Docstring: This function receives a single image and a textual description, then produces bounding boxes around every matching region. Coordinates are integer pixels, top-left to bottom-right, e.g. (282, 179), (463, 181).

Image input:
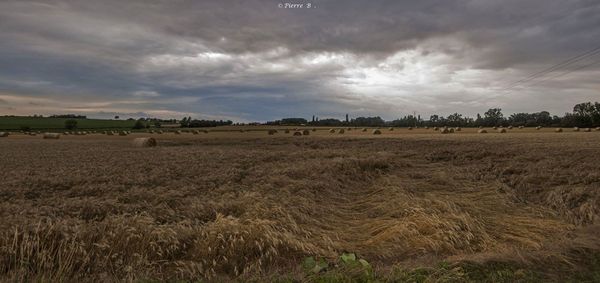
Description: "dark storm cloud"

(0, 0), (599, 120)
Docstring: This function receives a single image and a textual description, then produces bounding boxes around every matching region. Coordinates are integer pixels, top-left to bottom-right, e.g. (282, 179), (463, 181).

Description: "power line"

(501, 45), (600, 91)
(526, 56), (600, 88)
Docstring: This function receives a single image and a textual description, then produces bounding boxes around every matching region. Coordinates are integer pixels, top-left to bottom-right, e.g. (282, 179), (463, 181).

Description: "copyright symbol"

(278, 3), (283, 8)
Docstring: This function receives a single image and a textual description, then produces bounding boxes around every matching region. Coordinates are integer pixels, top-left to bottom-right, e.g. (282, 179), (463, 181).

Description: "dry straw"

(478, 129), (487, 133)
(372, 129), (382, 135)
(43, 133), (60, 139)
(132, 137), (157, 147)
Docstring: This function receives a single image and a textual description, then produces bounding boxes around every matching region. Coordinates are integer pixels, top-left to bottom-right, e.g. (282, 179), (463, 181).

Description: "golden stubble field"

(1, 127), (599, 281)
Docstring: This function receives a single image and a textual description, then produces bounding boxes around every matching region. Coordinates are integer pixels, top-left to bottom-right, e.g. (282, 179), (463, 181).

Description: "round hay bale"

(292, 131), (302, 136)
(239, 129), (245, 133)
(338, 129), (345, 134)
(106, 131), (114, 136)
(433, 127), (439, 131)
(498, 128), (507, 133)
(29, 132), (37, 136)
(63, 132), (70, 135)
(492, 126), (498, 130)
(573, 127), (580, 132)
(347, 128), (352, 131)
(268, 129), (277, 135)
(157, 130), (163, 134)
(329, 129), (336, 133)
(312, 128), (317, 132)
(192, 130), (199, 135)
(596, 127), (600, 131)
(389, 127), (394, 131)
(536, 126), (542, 130)
(132, 137), (157, 147)
(362, 128), (367, 132)
(583, 128), (591, 132)
(555, 128), (563, 133)
(440, 127), (450, 134)
(478, 129), (487, 134)
(119, 131), (128, 136)
(0, 132), (9, 137)
(43, 133), (60, 139)
(455, 127), (461, 131)
(174, 130), (181, 135)
(372, 129), (382, 135)
(284, 129), (290, 134)
(508, 126), (513, 129)
(302, 129), (310, 135)
(408, 127), (413, 130)
(519, 126), (524, 129)
(425, 126), (429, 129)
(449, 128), (455, 133)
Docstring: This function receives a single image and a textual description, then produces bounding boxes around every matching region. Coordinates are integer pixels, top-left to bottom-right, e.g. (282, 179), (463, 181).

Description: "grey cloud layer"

(0, 0), (599, 120)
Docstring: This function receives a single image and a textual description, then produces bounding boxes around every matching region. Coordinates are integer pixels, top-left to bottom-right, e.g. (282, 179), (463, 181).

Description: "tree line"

(265, 101), (600, 128)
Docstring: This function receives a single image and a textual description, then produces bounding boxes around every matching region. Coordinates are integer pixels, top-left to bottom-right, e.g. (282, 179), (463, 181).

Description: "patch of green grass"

(0, 116), (136, 130)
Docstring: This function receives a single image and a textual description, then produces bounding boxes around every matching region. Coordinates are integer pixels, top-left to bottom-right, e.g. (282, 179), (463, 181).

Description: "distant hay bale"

(519, 126), (524, 129)
(338, 129), (345, 134)
(347, 128), (352, 131)
(478, 129), (487, 134)
(583, 128), (591, 132)
(174, 130), (182, 135)
(362, 128), (367, 132)
(329, 129), (336, 133)
(268, 129), (277, 135)
(43, 133), (60, 139)
(433, 127), (439, 131)
(408, 127), (413, 130)
(440, 127), (450, 134)
(239, 129), (244, 133)
(449, 128), (455, 133)
(293, 131), (302, 136)
(555, 128), (563, 133)
(148, 130), (154, 134)
(157, 130), (163, 134)
(425, 126), (429, 129)
(0, 132), (9, 137)
(573, 127), (580, 132)
(63, 132), (70, 135)
(536, 126), (542, 130)
(492, 126), (498, 130)
(312, 128), (317, 132)
(29, 132), (37, 136)
(284, 129), (290, 134)
(596, 127), (600, 131)
(372, 129), (382, 135)
(508, 125), (513, 129)
(455, 127), (461, 131)
(106, 131), (114, 136)
(389, 127), (394, 131)
(132, 137), (157, 147)
(302, 129), (310, 135)
(498, 128), (507, 133)
(192, 130), (199, 135)
(119, 131), (128, 136)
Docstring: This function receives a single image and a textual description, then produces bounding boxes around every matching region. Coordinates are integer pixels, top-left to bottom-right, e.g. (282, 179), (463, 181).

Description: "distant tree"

(132, 119), (146, 129)
(484, 108), (504, 126)
(65, 119), (78, 130)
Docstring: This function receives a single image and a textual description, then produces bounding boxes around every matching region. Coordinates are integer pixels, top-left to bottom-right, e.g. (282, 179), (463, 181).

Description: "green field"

(0, 116), (136, 130)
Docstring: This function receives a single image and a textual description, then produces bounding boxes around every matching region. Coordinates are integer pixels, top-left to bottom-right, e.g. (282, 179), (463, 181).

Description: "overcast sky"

(0, 0), (599, 121)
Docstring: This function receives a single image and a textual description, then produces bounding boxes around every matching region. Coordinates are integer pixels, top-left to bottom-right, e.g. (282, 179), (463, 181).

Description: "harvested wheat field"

(1, 130), (600, 282)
